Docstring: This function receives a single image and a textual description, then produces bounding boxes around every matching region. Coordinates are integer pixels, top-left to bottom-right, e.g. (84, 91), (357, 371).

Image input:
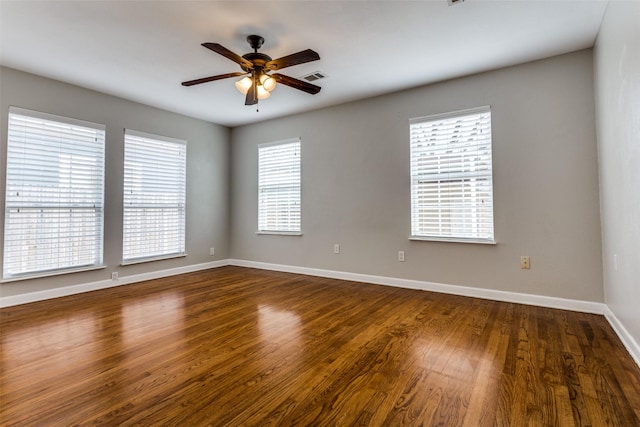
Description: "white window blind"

(3, 107), (105, 279)
(410, 106), (494, 243)
(123, 130), (186, 262)
(258, 138), (301, 233)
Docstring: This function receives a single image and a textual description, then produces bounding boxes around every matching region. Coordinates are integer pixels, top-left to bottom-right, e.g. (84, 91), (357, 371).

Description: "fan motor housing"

(241, 52), (272, 71)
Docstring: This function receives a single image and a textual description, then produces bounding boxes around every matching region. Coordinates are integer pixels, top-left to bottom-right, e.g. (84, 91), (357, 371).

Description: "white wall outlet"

(520, 256), (530, 269)
(210, 247), (215, 256)
(398, 251), (405, 262)
(333, 244), (340, 254)
(111, 272), (119, 280)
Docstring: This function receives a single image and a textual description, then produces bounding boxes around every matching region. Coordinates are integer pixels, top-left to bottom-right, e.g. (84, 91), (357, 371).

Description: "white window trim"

(3, 106), (106, 280)
(0, 265), (106, 284)
(256, 231), (303, 236)
(257, 137), (302, 234)
(409, 236), (496, 245)
(122, 129), (187, 264)
(409, 106), (495, 244)
(120, 253), (187, 266)
(125, 128), (187, 147)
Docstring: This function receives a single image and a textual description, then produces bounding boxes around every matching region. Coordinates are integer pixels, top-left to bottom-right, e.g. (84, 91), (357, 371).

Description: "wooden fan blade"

(245, 81), (258, 105)
(265, 49), (320, 70)
(181, 72), (246, 87)
(202, 42), (253, 69)
(272, 73), (321, 95)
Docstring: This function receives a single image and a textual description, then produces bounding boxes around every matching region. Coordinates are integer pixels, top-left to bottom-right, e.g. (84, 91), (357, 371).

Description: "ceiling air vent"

(301, 71), (327, 82)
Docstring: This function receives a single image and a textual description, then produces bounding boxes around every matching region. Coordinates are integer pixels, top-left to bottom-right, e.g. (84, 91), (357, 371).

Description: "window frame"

(409, 106), (495, 244)
(257, 138), (302, 235)
(122, 129), (187, 264)
(3, 106), (106, 280)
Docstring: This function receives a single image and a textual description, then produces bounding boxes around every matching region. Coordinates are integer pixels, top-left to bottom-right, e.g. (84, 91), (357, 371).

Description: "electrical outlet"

(398, 251), (405, 262)
(111, 272), (119, 280)
(333, 244), (340, 254)
(209, 247), (215, 256)
(520, 256), (530, 269)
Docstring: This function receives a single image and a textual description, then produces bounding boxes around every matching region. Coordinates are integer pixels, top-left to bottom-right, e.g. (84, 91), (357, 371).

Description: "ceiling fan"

(182, 35), (321, 106)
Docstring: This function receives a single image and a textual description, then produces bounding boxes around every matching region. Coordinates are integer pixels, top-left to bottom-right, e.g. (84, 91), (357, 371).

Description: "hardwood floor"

(1, 266), (639, 426)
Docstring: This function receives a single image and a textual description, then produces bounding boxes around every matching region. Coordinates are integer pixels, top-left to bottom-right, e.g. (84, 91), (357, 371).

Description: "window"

(123, 130), (186, 263)
(410, 106), (494, 243)
(3, 107), (105, 279)
(258, 138), (301, 234)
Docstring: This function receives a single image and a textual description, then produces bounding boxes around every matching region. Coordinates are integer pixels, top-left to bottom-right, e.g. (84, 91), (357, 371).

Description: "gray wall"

(230, 49), (604, 302)
(0, 67), (230, 298)
(594, 2), (640, 345)
(0, 49), (607, 305)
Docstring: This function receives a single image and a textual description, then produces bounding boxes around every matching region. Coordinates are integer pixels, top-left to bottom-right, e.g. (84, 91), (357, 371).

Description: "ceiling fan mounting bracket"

(247, 35), (264, 52)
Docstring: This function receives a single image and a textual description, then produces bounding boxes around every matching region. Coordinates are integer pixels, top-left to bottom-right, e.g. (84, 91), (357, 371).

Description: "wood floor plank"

(2, 266), (640, 426)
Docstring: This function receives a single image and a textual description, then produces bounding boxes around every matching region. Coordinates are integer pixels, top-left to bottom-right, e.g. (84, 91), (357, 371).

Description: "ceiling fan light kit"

(235, 74), (277, 100)
(182, 34), (321, 107)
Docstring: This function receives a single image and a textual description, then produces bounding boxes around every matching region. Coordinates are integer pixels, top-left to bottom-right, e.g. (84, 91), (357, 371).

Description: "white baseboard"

(228, 259), (606, 314)
(2, 258), (604, 314)
(603, 306), (640, 368)
(0, 260), (229, 308)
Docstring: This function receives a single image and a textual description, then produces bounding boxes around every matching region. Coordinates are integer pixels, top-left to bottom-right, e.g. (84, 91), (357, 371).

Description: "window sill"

(256, 231), (303, 236)
(409, 236), (496, 245)
(1, 264), (107, 283)
(121, 253), (187, 266)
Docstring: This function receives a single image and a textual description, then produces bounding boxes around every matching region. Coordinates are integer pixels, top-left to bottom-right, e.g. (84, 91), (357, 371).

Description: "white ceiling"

(0, 0), (608, 127)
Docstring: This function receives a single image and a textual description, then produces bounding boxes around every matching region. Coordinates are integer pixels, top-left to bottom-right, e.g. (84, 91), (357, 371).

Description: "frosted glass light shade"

(257, 85), (271, 99)
(235, 77), (252, 95)
(260, 75), (277, 92)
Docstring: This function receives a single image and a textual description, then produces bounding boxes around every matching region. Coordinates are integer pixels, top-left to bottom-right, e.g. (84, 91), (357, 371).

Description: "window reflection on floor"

(122, 292), (184, 348)
(258, 304), (301, 345)
(2, 312), (97, 370)
(1, 312), (98, 422)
